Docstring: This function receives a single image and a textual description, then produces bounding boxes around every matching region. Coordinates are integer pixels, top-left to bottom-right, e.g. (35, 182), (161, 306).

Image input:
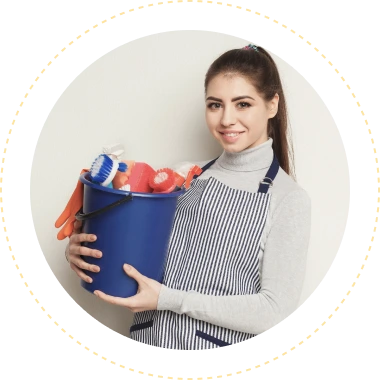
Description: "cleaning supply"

(172, 162), (195, 181)
(172, 162), (203, 189)
(125, 162), (156, 193)
(77, 172), (186, 297)
(55, 143), (126, 240)
(184, 165), (203, 189)
(119, 184), (131, 191)
(112, 160), (135, 189)
(55, 168), (89, 240)
(149, 168), (177, 194)
(55, 142), (202, 241)
(102, 143), (124, 159)
(173, 171), (186, 188)
(89, 154), (127, 187)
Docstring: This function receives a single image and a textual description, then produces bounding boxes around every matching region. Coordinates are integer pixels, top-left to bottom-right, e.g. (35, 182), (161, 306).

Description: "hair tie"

(242, 43), (259, 52)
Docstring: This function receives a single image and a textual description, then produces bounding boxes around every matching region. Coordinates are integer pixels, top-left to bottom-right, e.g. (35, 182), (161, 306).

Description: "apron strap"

(191, 152), (280, 194)
(192, 157), (219, 180)
(257, 154), (280, 193)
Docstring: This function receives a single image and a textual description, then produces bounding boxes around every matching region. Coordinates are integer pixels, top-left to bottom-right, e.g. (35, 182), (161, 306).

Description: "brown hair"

(204, 45), (295, 179)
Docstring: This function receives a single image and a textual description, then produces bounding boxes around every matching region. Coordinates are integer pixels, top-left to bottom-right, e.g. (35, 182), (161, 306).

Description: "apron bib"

(130, 154), (280, 349)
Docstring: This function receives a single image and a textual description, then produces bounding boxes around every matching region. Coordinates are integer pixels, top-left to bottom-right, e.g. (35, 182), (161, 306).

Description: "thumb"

(123, 264), (144, 283)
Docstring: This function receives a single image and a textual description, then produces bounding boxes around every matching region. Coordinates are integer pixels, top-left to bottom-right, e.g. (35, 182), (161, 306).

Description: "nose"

(220, 105), (237, 127)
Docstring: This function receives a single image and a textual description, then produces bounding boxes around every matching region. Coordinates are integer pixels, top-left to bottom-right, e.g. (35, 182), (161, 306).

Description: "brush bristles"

(90, 154), (114, 183)
(149, 168), (176, 193)
(154, 171), (169, 184)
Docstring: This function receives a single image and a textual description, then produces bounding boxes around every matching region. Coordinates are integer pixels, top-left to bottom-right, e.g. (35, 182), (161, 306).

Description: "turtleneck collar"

(217, 137), (274, 172)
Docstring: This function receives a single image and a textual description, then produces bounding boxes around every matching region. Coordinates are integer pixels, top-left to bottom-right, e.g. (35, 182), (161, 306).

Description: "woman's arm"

(157, 188), (312, 335)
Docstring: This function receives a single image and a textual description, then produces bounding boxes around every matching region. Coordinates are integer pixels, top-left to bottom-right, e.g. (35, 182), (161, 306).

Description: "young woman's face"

(205, 73), (279, 153)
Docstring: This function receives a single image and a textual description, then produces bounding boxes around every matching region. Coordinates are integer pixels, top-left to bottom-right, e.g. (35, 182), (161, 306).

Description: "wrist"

(157, 285), (186, 312)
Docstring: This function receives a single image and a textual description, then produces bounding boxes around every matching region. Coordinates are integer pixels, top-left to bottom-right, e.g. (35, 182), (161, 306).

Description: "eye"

(207, 102), (222, 109)
(237, 101), (251, 108)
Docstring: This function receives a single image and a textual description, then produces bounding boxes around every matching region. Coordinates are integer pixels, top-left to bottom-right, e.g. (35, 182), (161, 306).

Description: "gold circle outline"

(4, 0), (380, 380)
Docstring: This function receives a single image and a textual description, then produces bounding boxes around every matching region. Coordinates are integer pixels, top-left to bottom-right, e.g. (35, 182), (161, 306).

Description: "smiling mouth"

(219, 132), (245, 137)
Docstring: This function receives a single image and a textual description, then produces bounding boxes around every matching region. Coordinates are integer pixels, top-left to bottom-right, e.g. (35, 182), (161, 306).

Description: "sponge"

(125, 162), (155, 193)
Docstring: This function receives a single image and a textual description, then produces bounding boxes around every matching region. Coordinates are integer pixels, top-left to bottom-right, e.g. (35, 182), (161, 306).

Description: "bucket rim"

(79, 172), (186, 198)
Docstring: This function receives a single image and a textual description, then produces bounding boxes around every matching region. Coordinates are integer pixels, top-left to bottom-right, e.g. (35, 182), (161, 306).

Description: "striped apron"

(130, 154), (280, 349)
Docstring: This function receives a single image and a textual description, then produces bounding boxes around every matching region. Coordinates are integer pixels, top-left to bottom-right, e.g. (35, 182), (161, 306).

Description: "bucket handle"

(75, 194), (133, 221)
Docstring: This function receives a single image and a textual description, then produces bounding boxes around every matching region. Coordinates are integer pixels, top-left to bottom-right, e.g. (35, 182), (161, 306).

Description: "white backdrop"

(30, 30), (349, 338)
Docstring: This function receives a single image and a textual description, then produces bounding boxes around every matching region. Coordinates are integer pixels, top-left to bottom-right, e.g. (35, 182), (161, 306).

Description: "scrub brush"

(149, 168), (177, 193)
(89, 154), (127, 187)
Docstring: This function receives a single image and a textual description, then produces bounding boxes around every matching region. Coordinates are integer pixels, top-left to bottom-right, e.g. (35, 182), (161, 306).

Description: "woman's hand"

(94, 264), (162, 312)
(66, 220), (103, 284)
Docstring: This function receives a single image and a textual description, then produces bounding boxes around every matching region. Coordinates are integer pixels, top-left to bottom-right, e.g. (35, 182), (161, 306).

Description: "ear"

(267, 93), (279, 119)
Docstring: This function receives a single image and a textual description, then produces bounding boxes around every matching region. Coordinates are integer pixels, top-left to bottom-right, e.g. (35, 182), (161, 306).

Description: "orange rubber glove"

(55, 169), (89, 240)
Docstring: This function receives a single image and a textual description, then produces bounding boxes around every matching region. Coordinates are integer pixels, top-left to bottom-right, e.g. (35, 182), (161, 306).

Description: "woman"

(66, 43), (311, 350)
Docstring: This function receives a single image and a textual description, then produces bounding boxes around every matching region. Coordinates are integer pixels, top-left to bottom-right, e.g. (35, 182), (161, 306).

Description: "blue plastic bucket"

(76, 172), (185, 298)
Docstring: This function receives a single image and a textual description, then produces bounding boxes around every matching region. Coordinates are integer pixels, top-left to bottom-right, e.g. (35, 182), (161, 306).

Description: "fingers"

(94, 291), (140, 310)
(123, 264), (145, 283)
(73, 220), (83, 234)
(68, 232), (102, 259)
(93, 290), (131, 307)
(70, 262), (93, 283)
(71, 256), (100, 273)
(70, 232), (97, 245)
(70, 244), (102, 258)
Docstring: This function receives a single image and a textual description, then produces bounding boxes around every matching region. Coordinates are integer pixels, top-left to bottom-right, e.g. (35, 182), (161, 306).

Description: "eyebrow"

(206, 96), (255, 102)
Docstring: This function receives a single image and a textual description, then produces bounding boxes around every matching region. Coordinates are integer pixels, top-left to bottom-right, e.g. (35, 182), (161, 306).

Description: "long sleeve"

(157, 188), (311, 335)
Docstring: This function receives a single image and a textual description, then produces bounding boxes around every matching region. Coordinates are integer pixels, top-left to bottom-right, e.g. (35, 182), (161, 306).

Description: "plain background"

(30, 30), (349, 338)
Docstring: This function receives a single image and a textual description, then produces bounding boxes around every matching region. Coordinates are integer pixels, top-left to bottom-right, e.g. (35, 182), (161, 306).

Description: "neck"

(217, 138), (274, 172)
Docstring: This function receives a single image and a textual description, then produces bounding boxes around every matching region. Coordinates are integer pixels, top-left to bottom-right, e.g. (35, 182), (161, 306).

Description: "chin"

(223, 145), (245, 153)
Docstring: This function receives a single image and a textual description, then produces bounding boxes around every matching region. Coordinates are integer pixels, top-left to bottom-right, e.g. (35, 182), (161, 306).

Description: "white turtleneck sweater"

(157, 138), (312, 335)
